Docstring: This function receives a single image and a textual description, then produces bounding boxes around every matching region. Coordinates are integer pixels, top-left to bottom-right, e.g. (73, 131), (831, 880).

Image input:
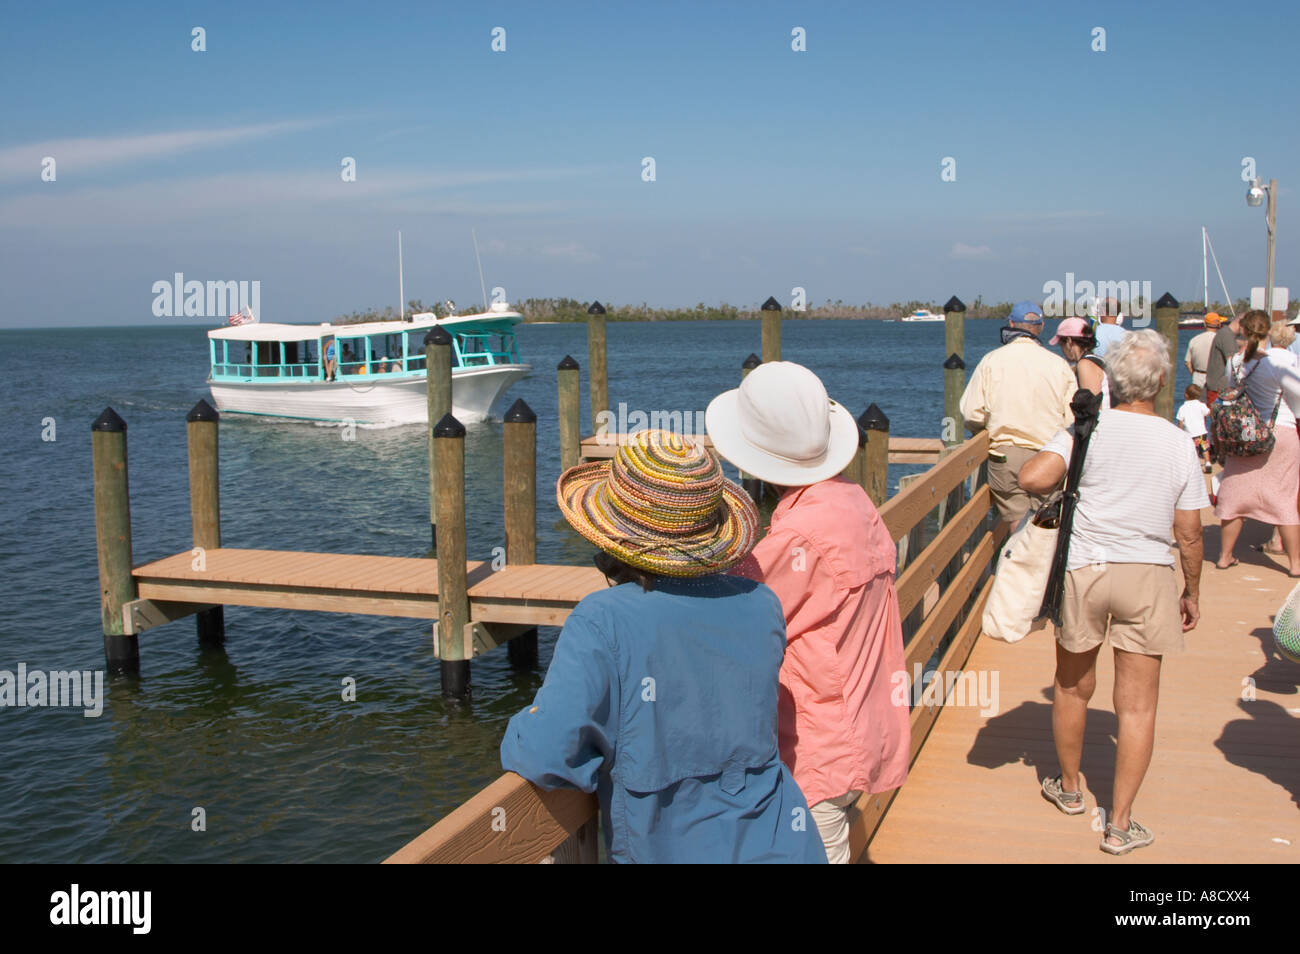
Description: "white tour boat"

(206, 305), (532, 425)
(900, 309), (945, 322)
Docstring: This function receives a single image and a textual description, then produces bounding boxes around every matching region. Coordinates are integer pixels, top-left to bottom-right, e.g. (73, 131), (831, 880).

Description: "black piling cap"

(742, 353), (762, 370)
(503, 398), (537, 424)
(92, 407), (126, 432)
(761, 296), (782, 311)
(587, 300), (606, 315)
(943, 353), (966, 370)
(433, 413), (466, 439)
(1155, 292), (1179, 310)
(186, 398), (219, 423)
(557, 354), (580, 371)
(424, 326), (453, 347)
(944, 296), (966, 313)
(855, 421), (868, 447)
(858, 403), (889, 432)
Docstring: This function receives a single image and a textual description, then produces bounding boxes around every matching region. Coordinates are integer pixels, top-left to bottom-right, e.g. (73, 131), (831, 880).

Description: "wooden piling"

(859, 404), (889, 507)
(740, 353), (762, 502)
(943, 296), (966, 366)
(425, 326), (454, 552)
(434, 413), (471, 700)
(943, 353), (966, 448)
(1154, 292), (1180, 421)
(586, 301), (609, 428)
(558, 355), (581, 472)
(503, 399), (538, 670)
(92, 408), (139, 673)
(760, 296), (782, 363)
(186, 399), (224, 645)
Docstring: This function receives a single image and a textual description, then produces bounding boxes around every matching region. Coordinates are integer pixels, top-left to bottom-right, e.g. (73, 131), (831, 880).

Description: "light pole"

(1246, 176), (1278, 316)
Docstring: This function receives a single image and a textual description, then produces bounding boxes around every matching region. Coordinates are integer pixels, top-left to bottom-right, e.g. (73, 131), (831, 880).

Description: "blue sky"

(1, 0), (1297, 327)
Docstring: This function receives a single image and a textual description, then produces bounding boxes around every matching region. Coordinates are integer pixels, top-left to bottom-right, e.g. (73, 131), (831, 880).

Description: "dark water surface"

(0, 318), (1203, 862)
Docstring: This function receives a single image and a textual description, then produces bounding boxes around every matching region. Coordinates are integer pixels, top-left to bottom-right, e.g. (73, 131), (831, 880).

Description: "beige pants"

(810, 790), (863, 864)
(987, 446), (1045, 525)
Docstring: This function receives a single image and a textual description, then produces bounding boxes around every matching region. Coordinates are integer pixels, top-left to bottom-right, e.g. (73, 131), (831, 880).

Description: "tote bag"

(982, 497), (1060, 643)
(1209, 354), (1280, 462)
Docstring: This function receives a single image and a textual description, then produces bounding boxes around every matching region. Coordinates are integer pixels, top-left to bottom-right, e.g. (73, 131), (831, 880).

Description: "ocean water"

(0, 318), (1204, 862)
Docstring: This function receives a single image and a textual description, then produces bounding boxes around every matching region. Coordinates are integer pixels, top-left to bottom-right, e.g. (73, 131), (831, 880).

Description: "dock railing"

(385, 429), (1003, 864)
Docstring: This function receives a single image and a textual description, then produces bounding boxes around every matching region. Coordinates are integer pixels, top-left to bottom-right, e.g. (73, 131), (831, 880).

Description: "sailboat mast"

(398, 230), (405, 322)
(473, 228), (488, 311)
(1202, 226), (1209, 309)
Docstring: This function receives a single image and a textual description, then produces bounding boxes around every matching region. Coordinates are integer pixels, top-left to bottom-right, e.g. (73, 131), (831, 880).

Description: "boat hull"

(209, 365), (531, 425)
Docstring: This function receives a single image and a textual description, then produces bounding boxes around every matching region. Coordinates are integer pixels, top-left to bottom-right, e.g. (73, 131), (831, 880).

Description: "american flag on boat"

(227, 306), (257, 326)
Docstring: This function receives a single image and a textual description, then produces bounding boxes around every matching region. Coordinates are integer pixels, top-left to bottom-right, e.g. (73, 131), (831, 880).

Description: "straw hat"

(556, 429), (759, 577)
(705, 361), (859, 487)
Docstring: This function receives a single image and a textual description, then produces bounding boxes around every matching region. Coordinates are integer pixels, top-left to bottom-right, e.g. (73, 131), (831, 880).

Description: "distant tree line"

(331, 295), (1297, 325)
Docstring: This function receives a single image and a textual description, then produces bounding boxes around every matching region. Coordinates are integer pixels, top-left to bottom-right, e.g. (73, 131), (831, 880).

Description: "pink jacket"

(732, 477), (910, 806)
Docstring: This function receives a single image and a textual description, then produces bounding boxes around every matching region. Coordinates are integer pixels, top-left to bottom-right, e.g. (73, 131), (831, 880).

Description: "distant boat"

(900, 309), (945, 322)
(206, 305), (531, 425)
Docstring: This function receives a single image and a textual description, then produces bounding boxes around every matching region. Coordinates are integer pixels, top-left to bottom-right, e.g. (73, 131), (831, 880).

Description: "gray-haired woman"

(1018, 329), (1209, 855)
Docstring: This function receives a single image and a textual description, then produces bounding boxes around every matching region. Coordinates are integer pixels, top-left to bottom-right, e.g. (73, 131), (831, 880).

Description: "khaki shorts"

(987, 446), (1045, 525)
(1057, 563), (1183, 656)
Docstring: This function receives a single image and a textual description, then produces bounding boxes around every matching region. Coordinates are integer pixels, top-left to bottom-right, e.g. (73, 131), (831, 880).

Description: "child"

(1176, 383), (1212, 473)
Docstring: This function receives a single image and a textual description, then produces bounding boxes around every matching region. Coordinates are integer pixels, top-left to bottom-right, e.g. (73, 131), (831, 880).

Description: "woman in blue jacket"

(500, 429), (827, 863)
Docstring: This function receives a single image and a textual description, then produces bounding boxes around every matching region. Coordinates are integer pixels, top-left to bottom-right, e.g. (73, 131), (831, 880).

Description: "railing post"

(186, 399), (224, 645)
(586, 301), (609, 429)
(761, 296), (782, 363)
(434, 413), (471, 701)
(740, 353), (762, 502)
(425, 326), (454, 552)
(92, 408), (139, 673)
(1154, 292), (1180, 420)
(503, 399), (539, 670)
(558, 355), (581, 470)
(859, 404), (890, 507)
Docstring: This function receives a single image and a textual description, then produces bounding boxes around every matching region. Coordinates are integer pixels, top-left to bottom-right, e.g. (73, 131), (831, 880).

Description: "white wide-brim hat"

(705, 361), (860, 487)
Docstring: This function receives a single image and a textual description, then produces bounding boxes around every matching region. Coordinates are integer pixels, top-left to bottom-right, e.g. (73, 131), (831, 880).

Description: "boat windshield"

(211, 338), (320, 379)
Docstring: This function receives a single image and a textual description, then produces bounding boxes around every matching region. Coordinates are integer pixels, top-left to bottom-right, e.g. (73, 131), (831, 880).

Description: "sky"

(1, 0), (1298, 327)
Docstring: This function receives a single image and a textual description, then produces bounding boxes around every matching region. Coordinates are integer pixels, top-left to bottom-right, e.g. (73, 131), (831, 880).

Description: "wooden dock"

(580, 434), (945, 465)
(127, 548), (605, 643)
(867, 517), (1300, 864)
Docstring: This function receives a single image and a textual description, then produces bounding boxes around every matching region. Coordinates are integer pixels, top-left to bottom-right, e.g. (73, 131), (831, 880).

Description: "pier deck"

(867, 519), (1300, 864)
(580, 434), (945, 464)
(130, 549), (606, 630)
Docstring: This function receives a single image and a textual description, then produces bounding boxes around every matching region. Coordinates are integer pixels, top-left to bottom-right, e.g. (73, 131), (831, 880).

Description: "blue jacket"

(500, 574), (827, 864)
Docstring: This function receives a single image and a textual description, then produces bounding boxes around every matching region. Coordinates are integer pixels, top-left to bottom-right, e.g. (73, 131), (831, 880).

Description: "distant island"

(333, 296), (1260, 325)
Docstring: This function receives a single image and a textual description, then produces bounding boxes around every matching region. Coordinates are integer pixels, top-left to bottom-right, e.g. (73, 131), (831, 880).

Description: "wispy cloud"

(539, 241), (599, 264)
(0, 167), (598, 230)
(951, 242), (994, 260)
(0, 120), (326, 183)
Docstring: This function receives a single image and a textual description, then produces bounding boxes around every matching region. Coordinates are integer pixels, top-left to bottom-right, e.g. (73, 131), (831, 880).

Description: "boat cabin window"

(454, 330), (518, 367)
(405, 331), (427, 372)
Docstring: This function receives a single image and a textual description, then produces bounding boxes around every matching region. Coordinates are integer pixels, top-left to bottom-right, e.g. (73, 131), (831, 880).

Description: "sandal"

(1100, 819), (1154, 855)
(1215, 559), (1239, 569)
(1251, 542), (1286, 555)
(1041, 775), (1085, 815)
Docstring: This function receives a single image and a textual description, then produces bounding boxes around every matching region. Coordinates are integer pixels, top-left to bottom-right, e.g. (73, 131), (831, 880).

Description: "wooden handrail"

(878, 432), (989, 542)
(386, 430), (998, 864)
(383, 773), (596, 864)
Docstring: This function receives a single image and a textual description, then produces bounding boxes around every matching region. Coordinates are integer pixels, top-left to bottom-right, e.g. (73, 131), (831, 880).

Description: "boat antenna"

(398, 230), (405, 322)
(1204, 228), (1235, 317)
(472, 228), (488, 311)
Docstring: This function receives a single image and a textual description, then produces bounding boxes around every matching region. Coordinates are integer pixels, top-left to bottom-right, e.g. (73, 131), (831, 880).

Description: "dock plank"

(867, 527), (1300, 864)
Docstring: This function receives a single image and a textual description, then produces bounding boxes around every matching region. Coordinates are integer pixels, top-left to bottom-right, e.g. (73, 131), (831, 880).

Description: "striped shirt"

(1041, 409), (1209, 570)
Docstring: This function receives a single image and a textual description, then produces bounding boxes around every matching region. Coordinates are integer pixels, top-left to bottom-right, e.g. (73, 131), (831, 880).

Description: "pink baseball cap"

(1050, 317), (1093, 345)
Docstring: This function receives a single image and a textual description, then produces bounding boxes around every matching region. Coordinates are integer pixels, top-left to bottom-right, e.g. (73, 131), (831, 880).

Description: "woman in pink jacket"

(708, 362), (910, 862)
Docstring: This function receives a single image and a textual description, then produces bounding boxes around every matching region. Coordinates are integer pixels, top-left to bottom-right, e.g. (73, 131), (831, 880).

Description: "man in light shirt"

(1092, 298), (1126, 358)
(1184, 313), (1221, 389)
(961, 300), (1076, 531)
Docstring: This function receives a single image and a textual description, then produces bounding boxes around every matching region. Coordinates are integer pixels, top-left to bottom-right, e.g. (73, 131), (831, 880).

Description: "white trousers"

(810, 790), (863, 864)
